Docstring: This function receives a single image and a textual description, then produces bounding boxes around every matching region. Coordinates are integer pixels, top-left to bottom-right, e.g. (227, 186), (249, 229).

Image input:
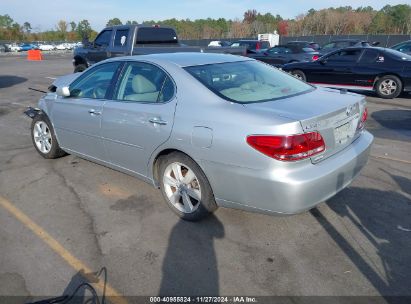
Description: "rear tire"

(291, 70), (306, 82)
(74, 64), (87, 73)
(375, 75), (402, 99)
(158, 152), (217, 221)
(31, 114), (66, 159)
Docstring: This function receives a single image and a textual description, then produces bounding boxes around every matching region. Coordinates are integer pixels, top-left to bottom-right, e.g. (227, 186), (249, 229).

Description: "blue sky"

(3, 0), (410, 31)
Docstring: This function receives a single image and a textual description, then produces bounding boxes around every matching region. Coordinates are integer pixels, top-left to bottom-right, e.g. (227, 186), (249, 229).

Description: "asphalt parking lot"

(0, 54), (410, 302)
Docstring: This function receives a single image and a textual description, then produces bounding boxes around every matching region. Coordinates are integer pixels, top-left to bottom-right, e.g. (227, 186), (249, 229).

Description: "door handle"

(149, 118), (167, 125)
(88, 109), (101, 115)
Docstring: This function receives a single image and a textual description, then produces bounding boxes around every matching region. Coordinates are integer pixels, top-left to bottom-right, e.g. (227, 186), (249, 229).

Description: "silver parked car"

(27, 53), (373, 221)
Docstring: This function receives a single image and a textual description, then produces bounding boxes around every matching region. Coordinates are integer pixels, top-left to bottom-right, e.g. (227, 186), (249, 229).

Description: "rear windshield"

(383, 48), (411, 60)
(136, 28), (178, 44)
(184, 61), (313, 104)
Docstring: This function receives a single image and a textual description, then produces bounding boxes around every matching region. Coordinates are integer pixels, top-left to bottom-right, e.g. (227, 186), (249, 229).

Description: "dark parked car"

(230, 40), (271, 54)
(250, 44), (319, 67)
(391, 40), (411, 55)
(319, 39), (378, 55)
(282, 47), (411, 99)
(0, 44), (6, 53)
(286, 41), (321, 51)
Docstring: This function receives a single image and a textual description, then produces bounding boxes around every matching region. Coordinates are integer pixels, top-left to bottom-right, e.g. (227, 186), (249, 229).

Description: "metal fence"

(181, 34), (411, 48)
(278, 34), (411, 47)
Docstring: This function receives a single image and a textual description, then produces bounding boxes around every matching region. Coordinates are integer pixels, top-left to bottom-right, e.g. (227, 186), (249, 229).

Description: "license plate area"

(334, 118), (357, 145)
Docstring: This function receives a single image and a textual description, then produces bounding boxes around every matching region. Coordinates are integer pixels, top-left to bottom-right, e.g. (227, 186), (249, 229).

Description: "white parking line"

(45, 77), (56, 80)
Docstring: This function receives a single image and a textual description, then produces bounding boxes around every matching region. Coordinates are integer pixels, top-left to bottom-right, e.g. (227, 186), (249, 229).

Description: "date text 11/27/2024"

(149, 296), (257, 303)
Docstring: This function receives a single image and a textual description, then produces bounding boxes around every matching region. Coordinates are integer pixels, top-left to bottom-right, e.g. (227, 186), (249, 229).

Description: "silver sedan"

(27, 53), (373, 221)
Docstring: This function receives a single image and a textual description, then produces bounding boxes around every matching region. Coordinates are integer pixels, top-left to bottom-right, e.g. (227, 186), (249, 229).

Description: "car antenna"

(29, 87), (47, 94)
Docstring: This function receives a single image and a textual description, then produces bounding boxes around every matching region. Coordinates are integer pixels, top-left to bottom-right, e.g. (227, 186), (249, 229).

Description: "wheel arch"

(373, 73), (404, 90)
(150, 148), (204, 189)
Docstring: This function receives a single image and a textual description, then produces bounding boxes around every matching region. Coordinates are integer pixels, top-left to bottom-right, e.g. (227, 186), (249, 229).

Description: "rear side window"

(360, 49), (379, 63)
(136, 28), (178, 44)
(94, 30), (112, 47)
(114, 29), (129, 47)
(115, 62), (174, 103)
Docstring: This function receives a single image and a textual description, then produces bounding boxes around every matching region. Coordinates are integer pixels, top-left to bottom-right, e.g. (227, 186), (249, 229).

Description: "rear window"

(136, 28), (178, 44)
(184, 61), (313, 104)
(383, 48), (411, 60)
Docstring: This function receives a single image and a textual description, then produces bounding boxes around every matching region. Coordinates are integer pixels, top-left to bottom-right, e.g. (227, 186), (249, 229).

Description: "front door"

(52, 61), (122, 161)
(308, 49), (362, 86)
(87, 29), (113, 64)
(101, 61), (177, 177)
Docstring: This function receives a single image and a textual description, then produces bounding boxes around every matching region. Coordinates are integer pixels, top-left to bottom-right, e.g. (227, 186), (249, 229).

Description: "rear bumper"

(206, 131), (374, 215)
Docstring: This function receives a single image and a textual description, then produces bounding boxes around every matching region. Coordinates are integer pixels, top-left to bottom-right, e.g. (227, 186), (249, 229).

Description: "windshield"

(184, 60), (313, 103)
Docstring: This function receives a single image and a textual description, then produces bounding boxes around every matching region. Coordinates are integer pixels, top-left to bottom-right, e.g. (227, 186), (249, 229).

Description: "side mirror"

(56, 86), (70, 97)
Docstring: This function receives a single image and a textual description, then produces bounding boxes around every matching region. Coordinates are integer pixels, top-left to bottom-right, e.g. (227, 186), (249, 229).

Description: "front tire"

(31, 114), (66, 159)
(291, 69), (306, 81)
(375, 75), (402, 99)
(158, 152), (217, 221)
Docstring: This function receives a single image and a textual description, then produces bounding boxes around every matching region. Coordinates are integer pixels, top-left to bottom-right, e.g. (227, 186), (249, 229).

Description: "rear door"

(52, 61), (122, 161)
(108, 27), (132, 58)
(101, 61), (177, 177)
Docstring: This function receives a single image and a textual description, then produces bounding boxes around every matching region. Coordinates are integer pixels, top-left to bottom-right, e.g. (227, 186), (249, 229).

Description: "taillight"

(256, 42), (261, 50)
(312, 55), (319, 61)
(246, 132), (325, 161)
(358, 107), (368, 130)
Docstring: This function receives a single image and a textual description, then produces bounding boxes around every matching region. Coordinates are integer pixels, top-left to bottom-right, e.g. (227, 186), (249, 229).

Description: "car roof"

(109, 52), (251, 67)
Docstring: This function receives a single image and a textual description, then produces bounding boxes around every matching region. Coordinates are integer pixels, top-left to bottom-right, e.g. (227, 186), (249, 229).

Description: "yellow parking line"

(0, 196), (127, 304)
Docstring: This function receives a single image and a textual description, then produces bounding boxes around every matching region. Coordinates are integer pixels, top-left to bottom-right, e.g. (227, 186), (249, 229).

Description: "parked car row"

(0, 42), (82, 52)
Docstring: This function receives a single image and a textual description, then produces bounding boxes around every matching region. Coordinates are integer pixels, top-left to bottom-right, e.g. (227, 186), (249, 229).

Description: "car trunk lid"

(245, 87), (366, 163)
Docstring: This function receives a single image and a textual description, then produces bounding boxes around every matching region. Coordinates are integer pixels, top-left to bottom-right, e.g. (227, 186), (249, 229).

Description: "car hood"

(52, 73), (81, 88)
(244, 86), (363, 121)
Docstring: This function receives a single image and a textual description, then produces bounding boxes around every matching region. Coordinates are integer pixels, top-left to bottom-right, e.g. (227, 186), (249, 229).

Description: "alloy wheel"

(379, 79), (397, 96)
(33, 121), (52, 154)
(163, 162), (202, 213)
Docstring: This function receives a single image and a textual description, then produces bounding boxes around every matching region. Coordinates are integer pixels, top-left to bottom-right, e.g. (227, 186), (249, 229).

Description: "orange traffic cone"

(27, 49), (42, 61)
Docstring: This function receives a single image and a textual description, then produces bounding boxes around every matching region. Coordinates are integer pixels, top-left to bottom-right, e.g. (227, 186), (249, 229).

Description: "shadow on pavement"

(311, 171), (411, 300)
(371, 110), (411, 131)
(0, 75), (27, 89)
(159, 214), (225, 296)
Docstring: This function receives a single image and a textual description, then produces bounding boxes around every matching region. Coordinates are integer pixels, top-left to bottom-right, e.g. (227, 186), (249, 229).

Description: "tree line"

(1, 4), (411, 42)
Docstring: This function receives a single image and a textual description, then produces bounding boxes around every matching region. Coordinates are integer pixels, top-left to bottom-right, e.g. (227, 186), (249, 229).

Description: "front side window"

(94, 30), (112, 47)
(69, 62), (121, 99)
(184, 60), (313, 104)
(115, 62), (174, 103)
(326, 50), (361, 63)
